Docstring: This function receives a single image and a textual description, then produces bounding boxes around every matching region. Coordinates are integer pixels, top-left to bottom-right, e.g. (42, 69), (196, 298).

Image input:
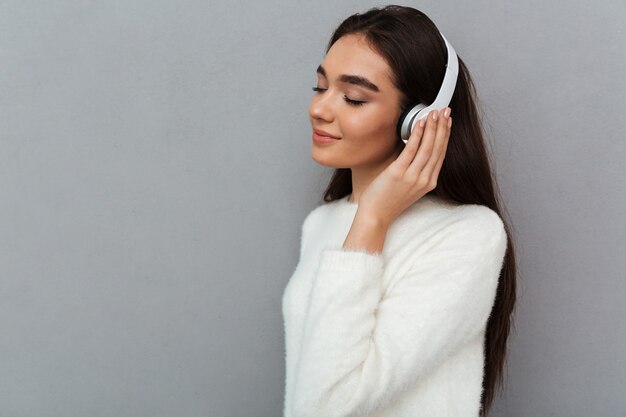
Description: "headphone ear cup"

(397, 103), (427, 142)
(412, 108), (429, 126)
(396, 106), (413, 140)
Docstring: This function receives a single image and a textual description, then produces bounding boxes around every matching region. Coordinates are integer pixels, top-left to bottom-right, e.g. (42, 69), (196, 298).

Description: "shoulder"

(404, 195), (504, 232)
(399, 196), (507, 256)
(300, 200), (331, 233)
(441, 202), (507, 255)
(300, 196), (350, 233)
(451, 203), (506, 239)
(296, 198), (347, 254)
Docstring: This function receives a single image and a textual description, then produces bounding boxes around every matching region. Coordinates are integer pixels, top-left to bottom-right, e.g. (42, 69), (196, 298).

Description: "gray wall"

(1, 0), (624, 416)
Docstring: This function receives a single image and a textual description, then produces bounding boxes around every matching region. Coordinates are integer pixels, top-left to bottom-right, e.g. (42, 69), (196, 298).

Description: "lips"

(313, 128), (340, 139)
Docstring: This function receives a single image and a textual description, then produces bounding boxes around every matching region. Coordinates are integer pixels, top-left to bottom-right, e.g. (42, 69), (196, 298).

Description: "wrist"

(354, 207), (392, 229)
(342, 209), (390, 254)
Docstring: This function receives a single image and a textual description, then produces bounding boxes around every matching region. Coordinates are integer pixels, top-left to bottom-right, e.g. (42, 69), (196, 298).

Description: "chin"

(311, 155), (339, 168)
(311, 147), (345, 168)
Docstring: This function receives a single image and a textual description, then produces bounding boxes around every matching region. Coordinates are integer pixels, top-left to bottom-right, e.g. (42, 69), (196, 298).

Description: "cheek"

(344, 110), (397, 145)
(342, 110), (382, 138)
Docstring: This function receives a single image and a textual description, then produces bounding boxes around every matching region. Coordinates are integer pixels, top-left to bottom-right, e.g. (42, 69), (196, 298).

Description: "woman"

(282, 5), (517, 417)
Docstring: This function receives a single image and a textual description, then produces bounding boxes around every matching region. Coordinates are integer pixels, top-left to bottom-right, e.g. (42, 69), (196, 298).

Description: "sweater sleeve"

(289, 209), (508, 417)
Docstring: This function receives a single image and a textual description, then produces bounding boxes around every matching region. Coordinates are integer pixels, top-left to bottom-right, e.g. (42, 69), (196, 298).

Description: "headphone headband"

(397, 31), (459, 143)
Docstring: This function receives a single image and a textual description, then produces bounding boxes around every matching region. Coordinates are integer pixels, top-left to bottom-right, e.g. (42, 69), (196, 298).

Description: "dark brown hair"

(320, 5), (517, 415)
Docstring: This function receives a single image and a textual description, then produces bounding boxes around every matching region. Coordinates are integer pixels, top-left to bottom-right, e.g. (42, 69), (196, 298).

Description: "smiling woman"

(282, 5), (517, 417)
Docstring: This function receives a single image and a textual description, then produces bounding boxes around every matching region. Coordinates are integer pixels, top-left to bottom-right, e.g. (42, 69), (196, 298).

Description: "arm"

(289, 209), (508, 417)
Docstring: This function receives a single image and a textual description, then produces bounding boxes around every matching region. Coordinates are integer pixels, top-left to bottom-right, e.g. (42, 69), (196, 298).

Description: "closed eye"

(311, 87), (366, 106)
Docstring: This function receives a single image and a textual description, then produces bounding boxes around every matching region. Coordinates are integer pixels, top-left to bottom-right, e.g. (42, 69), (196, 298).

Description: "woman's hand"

(358, 107), (452, 227)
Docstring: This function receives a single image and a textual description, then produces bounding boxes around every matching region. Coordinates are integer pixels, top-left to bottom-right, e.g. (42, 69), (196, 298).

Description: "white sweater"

(281, 193), (508, 417)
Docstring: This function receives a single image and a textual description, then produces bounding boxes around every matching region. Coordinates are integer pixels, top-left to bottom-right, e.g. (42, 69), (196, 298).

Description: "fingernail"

(432, 111), (438, 120)
(444, 108), (451, 118)
(419, 118), (426, 127)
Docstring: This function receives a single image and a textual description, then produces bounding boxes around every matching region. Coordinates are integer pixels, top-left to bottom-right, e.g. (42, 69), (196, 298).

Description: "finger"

(430, 115), (452, 183)
(395, 115), (426, 170)
(406, 109), (440, 178)
(420, 107), (451, 180)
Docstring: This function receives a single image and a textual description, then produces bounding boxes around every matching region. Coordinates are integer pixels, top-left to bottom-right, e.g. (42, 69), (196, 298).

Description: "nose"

(308, 90), (334, 122)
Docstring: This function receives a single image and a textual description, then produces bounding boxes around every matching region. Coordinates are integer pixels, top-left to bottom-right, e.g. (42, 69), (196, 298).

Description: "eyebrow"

(316, 64), (380, 93)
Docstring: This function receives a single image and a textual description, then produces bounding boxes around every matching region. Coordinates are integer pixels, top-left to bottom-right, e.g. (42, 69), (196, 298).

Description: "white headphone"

(396, 31), (459, 144)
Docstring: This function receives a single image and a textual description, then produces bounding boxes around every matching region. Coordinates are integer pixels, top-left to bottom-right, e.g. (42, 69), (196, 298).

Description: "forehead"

(321, 34), (394, 89)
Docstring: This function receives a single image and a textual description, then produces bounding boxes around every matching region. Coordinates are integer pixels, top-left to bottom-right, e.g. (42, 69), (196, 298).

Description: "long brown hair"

(319, 5), (517, 415)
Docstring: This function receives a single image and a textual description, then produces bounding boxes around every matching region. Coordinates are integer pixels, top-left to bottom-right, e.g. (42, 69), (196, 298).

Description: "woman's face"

(309, 33), (405, 169)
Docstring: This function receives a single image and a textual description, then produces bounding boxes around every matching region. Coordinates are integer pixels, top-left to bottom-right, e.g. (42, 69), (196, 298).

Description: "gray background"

(1, 0), (625, 416)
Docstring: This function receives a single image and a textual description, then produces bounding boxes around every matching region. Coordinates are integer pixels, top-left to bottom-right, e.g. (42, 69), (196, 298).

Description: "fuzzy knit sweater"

(281, 193), (508, 417)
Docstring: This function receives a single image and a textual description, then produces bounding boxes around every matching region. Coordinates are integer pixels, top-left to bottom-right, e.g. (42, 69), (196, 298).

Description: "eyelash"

(311, 87), (366, 106)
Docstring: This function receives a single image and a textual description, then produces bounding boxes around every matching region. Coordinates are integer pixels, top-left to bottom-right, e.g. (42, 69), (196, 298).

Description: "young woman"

(282, 5), (517, 417)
